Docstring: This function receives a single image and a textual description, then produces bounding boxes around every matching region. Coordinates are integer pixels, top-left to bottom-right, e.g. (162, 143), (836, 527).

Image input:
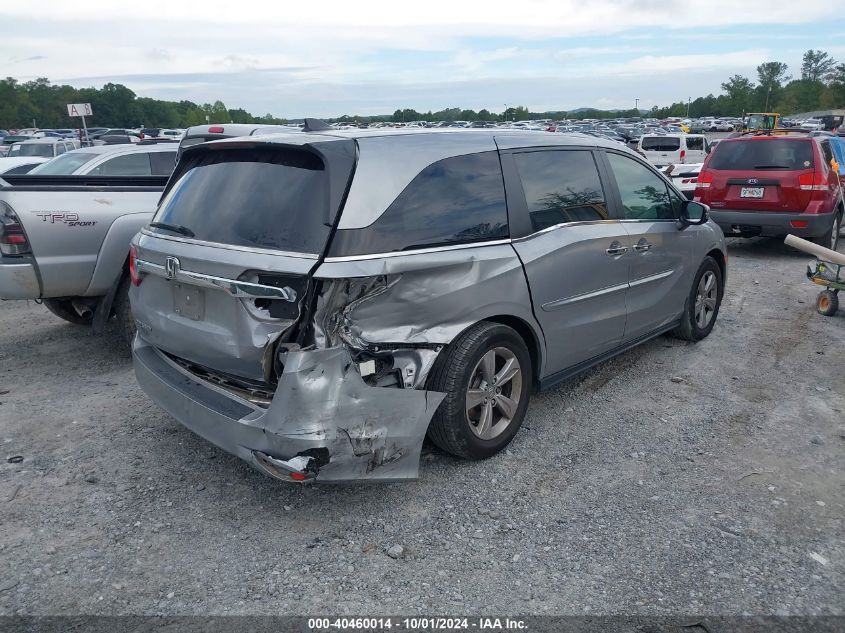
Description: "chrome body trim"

(140, 228), (319, 260)
(134, 258), (298, 301)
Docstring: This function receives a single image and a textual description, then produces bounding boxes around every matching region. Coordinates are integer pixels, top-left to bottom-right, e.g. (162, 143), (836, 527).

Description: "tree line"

(1, 49), (843, 129)
(0, 78), (287, 129)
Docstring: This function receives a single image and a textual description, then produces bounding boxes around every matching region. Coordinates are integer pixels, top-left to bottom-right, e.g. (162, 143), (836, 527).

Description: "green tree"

(721, 74), (755, 114)
(756, 62), (790, 111)
(801, 50), (836, 82)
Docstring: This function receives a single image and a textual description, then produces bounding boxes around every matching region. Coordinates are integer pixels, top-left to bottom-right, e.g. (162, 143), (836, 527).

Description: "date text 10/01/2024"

(307, 617), (528, 630)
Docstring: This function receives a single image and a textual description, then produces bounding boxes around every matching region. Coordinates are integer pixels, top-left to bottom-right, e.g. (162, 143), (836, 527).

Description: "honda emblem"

(164, 256), (180, 280)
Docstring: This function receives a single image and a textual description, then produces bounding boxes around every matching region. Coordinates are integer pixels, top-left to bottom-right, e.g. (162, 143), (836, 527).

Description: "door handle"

(606, 245), (629, 256)
(633, 241), (653, 252)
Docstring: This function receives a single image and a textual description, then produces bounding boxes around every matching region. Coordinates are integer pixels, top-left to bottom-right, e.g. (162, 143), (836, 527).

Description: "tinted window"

(607, 153), (674, 220)
(686, 137), (704, 151)
(30, 152), (98, 174)
(328, 151), (507, 256)
(820, 141), (834, 168)
(709, 139), (814, 170)
(10, 144), (54, 157)
(149, 151), (177, 175)
(641, 137), (681, 151)
(514, 150), (608, 231)
(88, 152), (152, 176)
(153, 147), (330, 254)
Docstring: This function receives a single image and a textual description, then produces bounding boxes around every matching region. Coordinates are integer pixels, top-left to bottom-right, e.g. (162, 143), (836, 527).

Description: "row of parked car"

(0, 122), (841, 484)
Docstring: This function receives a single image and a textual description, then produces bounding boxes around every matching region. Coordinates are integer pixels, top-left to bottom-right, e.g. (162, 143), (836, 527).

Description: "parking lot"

(0, 235), (842, 616)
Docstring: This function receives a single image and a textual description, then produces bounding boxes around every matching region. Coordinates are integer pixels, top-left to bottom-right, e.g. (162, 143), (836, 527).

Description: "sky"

(2, 1), (842, 118)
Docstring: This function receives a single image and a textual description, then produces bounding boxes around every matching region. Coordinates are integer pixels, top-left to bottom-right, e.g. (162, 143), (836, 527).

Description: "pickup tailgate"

(0, 175), (166, 297)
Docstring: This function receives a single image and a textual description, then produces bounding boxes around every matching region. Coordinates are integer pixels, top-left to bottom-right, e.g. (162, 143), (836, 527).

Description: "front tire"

(673, 256), (723, 341)
(426, 322), (532, 460)
(43, 299), (93, 326)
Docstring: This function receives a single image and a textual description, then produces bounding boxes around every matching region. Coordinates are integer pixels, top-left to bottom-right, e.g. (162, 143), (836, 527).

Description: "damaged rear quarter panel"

(312, 244), (545, 372)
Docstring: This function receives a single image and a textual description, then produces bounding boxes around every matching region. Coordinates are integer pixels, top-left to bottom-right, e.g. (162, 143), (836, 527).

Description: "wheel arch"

(705, 248), (726, 298)
(480, 314), (544, 387)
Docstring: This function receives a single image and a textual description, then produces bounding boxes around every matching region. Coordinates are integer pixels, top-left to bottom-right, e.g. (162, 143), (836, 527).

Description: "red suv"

(695, 135), (843, 250)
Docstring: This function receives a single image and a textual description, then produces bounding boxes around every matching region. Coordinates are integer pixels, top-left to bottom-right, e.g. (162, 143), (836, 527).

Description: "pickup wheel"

(673, 256), (723, 342)
(426, 322), (532, 460)
(43, 299), (94, 326)
(112, 276), (136, 346)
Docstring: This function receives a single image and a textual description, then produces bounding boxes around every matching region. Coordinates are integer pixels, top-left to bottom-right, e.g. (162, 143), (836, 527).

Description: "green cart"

(807, 259), (844, 316)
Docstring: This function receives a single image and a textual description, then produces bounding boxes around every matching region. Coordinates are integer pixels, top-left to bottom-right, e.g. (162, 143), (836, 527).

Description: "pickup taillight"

(0, 202), (31, 256)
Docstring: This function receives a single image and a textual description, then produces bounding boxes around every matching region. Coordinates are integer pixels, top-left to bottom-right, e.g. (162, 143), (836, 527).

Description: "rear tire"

(809, 210), (841, 252)
(426, 322), (532, 460)
(111, 276), (136, 346)
(673, 256), (723, 341)
(42, 299), (93, 326)
(816, 290), (839, 316)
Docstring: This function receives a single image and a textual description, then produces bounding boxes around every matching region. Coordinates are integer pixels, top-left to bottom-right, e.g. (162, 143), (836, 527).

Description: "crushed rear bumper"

(708, 209), (834, 238)
(133, 336), (445, 483)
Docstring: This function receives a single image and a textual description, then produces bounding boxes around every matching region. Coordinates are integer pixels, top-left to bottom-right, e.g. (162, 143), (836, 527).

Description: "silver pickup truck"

(0, 173), (168, 342)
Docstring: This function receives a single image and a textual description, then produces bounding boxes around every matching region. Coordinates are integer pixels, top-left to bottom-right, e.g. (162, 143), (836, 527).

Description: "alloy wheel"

(466, 347), (523, 441)
(694, 271), (718, 329)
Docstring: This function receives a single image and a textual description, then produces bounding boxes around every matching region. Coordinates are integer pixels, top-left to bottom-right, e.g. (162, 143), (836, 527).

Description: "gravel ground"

(0, 236), (843, 616)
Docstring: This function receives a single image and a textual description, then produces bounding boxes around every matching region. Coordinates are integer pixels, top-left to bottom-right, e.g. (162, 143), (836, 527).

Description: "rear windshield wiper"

(752, 165), (792, 170)
(149, 221), (195, 238)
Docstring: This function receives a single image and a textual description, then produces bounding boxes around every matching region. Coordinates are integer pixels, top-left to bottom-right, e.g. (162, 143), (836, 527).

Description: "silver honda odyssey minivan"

(130, 129), (727, 483)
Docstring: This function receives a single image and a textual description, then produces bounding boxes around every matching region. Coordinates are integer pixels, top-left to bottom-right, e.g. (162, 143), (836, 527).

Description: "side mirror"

(680, 200), (708, 226)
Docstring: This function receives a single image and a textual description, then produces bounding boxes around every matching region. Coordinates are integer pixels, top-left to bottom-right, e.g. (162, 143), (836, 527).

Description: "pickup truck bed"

(0, 174), (167, 337)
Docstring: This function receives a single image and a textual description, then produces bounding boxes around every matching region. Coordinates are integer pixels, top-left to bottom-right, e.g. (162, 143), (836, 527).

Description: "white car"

(6, 138), (78, 159)
(28, 144), (177, 176)
(800, 119), (825, 131)
(0, 156), (48, 174)
(638, 134), (709, 167)
(662, 163), (702, 199)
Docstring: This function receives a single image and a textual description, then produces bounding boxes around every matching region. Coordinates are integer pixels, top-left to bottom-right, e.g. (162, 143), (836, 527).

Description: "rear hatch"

(131, 139), (355, 384)
(640, 136), (681, 165)
(699, 138), (815, 212)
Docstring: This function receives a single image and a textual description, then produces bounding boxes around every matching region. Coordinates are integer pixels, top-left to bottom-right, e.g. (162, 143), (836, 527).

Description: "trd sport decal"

(34, 212), (97, 227)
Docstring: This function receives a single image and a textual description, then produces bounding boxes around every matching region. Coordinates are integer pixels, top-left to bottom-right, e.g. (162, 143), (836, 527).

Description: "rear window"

(709, 139), (815, 170)
(30, 152), (98, 174)
(152, 147), (330, 254)
(641, 137), (681, 151)
(328, 151), (507, 257)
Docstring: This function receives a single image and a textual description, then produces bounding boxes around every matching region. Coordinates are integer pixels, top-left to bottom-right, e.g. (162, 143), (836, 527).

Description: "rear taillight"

(129, 244), (142, 286)
(0, 202), (31, 256)
(681, 177), (698, 184)
(695, 170), (713, 189)
(679, 149), (686, 163)
(798, 172), (827, 192)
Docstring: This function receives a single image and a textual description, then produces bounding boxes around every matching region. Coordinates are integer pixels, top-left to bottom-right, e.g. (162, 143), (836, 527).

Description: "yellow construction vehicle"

(743, 112), (780, 132)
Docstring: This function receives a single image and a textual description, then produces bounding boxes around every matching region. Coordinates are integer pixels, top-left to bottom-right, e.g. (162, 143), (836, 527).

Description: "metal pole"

(635, 98), (639, 113)
(80, 115), (89, 147)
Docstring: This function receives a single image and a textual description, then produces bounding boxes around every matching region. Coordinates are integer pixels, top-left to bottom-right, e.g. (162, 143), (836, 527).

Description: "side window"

(513, 150), (608, 232)
(606, 153), (674, 221)
(149, 151), (177, 175)
(88, 153), (152, 176)
(56, 144), (66, 155)
(820, 141), (834, 169)
(686, 137), (704, 151)
(328, 151), (508, 256)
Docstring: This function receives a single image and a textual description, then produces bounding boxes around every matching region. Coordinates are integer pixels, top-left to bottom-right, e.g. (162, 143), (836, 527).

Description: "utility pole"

(764, 86), (772, 112)
(635, 98), (639, 113)
(686, 97), (691, 117)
